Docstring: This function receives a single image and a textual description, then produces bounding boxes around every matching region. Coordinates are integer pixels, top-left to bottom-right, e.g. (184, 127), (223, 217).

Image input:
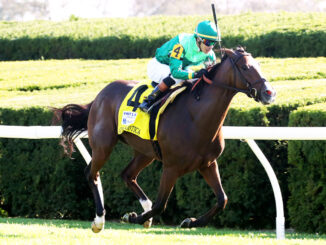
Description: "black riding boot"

(138, 85), (162, 113)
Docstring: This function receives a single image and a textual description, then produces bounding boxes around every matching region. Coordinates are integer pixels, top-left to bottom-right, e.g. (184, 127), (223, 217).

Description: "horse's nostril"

(265, 90), (272, 96)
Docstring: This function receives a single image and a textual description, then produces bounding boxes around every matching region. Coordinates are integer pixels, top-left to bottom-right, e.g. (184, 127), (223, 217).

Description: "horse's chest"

(162, 141), (223, 172)
(196, 139), (224, 165)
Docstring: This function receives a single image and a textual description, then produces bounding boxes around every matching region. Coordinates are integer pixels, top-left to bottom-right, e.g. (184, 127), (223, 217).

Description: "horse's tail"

(51, 102), (93, 157)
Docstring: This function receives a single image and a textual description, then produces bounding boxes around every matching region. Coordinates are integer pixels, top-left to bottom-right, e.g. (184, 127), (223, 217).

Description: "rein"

(192, 51), (265, 100)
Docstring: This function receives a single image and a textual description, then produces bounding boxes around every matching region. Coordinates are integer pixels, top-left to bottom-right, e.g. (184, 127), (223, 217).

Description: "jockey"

(138, 20), (221, 113)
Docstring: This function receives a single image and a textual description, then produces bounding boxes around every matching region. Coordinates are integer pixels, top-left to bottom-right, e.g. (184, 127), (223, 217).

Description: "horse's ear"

(236, 46), (247, 53)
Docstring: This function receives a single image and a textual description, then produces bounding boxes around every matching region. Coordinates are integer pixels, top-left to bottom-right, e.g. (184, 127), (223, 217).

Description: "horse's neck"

(191, 61), (236, 140)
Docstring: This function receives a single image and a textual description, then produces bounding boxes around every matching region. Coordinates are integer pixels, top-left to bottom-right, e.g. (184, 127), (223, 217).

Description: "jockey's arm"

(168, 43), (217, 81)
(169, 57), (195, 80)
(168, 43), (195, 80)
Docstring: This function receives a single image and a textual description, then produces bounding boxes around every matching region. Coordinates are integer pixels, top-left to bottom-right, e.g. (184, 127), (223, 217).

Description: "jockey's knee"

(162, 76), (176, 88)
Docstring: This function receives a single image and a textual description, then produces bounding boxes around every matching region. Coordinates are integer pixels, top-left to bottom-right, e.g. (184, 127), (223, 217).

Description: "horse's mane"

(206, 55), (227, 80)
(207, 46), (247, 79)
(189, 46), (247, 98)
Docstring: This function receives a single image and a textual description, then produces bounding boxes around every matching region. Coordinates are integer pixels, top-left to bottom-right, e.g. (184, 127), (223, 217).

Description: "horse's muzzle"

(259, 81), (276, 105)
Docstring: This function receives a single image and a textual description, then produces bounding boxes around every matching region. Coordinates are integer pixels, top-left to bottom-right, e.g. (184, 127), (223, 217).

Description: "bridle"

(229, 51), (266, 100)
(202, 50), (266, 101)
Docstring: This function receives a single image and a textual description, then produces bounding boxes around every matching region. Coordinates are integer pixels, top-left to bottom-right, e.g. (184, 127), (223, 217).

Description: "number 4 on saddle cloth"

(118, 81), (187, 140)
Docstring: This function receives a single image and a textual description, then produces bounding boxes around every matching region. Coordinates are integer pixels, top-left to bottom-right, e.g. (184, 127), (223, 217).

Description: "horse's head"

(221, 47), (276, 105)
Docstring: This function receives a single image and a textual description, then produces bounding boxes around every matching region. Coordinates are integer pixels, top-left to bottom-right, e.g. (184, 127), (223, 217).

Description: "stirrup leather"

(139, 86), (162, 112)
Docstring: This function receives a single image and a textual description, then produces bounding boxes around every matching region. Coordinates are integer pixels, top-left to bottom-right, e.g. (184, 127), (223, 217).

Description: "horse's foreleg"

(123, 166), (179, 226)
(84, 162), (106, 233)
(180, 160), (227, 228)
(120, 152), (154, 227)
(85, 144), (115, 233)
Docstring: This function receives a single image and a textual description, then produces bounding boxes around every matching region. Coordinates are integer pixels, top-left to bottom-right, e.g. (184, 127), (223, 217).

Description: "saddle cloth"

(118, 81), (186, 140)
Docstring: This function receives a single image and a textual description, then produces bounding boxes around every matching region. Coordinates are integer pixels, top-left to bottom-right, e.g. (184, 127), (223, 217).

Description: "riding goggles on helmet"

(200, 38), (217, 47)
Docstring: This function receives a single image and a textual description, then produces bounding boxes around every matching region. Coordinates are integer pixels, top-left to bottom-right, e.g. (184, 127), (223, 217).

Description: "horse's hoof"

(121, 213), (130, 223)
(91, 221), (103, 233)
(180, 218), (196, 228)
(143, 218), (152, 228)
(91, 214), (105, 233)
(121, 212), (137, 223)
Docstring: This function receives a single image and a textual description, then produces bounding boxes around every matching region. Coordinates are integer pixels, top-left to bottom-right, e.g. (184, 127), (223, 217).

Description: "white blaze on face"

(249, 56), (263, 77)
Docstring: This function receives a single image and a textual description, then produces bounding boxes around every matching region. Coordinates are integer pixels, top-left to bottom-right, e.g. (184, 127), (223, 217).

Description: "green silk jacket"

(155, 33), (216, 80)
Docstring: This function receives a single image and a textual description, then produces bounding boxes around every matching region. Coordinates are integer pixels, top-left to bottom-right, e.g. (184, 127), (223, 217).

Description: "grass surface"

(0, 57), (325, 109)
(0, 217), (325, 245)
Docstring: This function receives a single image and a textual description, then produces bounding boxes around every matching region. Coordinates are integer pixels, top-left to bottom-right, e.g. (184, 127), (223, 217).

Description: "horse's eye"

(242, 65), (249, 71)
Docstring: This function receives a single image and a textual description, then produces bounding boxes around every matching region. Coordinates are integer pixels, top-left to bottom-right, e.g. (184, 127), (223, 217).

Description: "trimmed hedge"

(1, 102), (325, 232)
(288, 104), (326, 233)
(0, 36), (163, 60)
(0, 12), (325, 60)
(0, 107), (181, 223)
(0, 108), (93, 219)
(0, 105), (286, 229)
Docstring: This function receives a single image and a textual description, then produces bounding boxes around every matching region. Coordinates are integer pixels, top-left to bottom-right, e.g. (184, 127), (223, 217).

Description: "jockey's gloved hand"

(193, 68), (209, 79)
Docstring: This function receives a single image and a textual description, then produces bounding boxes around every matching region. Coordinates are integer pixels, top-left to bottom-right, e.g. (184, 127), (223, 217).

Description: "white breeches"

(147, 58), (197, 85)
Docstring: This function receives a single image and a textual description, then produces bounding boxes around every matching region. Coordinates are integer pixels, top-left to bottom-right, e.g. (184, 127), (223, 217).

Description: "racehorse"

(53, 47), (276, 232)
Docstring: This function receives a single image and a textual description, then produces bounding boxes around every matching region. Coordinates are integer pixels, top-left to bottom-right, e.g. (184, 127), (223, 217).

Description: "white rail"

(1, 125), (325, 140)
(1, 125), (326, 239)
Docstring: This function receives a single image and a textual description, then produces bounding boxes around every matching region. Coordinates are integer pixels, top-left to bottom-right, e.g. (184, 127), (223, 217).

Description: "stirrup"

(141, 97), (165, 113)
(138, 85), (164, 113)
(139, 102), (151, 113)
(143, 104), (154, 113)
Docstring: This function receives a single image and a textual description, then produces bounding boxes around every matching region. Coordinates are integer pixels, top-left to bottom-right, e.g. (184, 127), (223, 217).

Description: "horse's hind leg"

(120, 151), (154, 226)
(85, 135), (117, 233)
(180, 160), (227, 228)
(124, 166), (179, 226)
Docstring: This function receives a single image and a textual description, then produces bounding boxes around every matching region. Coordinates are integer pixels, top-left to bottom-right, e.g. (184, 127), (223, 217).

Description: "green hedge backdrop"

(0, 12), (325, 60)
(0, 103), (325, 233)
(0, 12), (325, 234)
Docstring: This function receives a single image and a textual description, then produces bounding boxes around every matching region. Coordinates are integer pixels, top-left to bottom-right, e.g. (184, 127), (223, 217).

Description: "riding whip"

(211, 3), (224, 58)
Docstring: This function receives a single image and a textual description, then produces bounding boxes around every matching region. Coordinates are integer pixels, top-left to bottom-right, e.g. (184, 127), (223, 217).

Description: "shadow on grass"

(1, 217), (325, 240)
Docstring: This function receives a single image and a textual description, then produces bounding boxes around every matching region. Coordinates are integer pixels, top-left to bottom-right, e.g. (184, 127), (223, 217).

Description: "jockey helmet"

(194, 20), (221, 41)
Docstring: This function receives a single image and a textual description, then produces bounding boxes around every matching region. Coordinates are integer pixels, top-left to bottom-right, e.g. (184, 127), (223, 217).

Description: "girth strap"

(149, 98), (163, 161)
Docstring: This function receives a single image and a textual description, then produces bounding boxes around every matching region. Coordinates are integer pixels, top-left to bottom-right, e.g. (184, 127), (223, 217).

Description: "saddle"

(117, 81), (187, 141)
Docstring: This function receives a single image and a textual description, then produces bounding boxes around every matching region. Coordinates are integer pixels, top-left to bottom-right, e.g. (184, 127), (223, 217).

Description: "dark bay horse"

(54, 47), (276, 232)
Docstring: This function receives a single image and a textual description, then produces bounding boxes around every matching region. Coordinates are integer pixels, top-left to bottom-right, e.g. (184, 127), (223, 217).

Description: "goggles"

(200, 38), (217, 47)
